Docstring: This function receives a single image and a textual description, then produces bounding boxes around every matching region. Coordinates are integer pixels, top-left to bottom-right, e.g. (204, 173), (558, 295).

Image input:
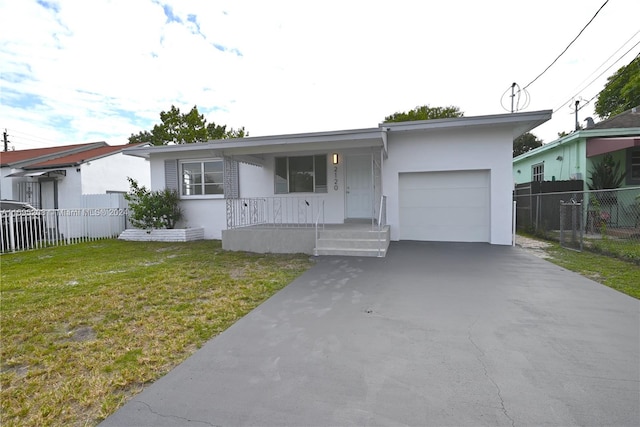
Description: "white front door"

(346, 154), (373, 219)
(40, 180), (56, 209)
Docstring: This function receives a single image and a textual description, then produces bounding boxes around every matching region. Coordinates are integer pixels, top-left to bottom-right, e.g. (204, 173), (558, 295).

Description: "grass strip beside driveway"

(518, 234), (640, 299)
(0, 240), (312, 427)
(543, 243), (640, 299)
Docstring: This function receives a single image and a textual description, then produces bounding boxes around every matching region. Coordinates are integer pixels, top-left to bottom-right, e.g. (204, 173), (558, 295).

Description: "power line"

(553, 30), (640, 112)
(554, 41), (640, 113)
(0, 128), (66, 149)
(7, 136), (50, 149)
(8, 129), (60, 145)
(523, 0), (610, 90)
(577, 52), (640, 113)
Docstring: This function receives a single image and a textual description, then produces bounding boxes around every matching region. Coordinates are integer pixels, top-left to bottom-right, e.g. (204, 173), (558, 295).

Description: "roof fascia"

(123, 129), (384, 159)
(380, 110), (552, 133)
(513, 126), (640, 163)
(23, 143), (149, 169)
(2, 142), (107, 168)
(513, 133), (581, 163)
(583, 127), (640, 138)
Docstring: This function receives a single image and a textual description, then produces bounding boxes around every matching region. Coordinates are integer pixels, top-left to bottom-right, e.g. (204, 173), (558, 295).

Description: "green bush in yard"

(124, 178), (182, 229)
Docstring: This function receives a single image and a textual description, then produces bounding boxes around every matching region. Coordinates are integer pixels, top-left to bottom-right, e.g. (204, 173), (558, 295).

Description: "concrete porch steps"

(315, 226), (390, 257)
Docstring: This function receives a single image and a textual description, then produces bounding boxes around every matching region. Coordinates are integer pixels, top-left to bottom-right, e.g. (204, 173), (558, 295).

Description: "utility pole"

(3, 129), (8, 152)
(510, 82), (517, 113)
(574, 100), (580, 131)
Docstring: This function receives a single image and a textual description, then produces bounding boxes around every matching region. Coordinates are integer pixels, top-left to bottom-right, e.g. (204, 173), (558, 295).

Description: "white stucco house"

(0, 142), (150, 209)
(123, 110), (552, 256)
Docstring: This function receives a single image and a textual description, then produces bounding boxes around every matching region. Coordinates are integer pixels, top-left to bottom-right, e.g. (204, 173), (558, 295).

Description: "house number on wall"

(333, 166), (339, 191)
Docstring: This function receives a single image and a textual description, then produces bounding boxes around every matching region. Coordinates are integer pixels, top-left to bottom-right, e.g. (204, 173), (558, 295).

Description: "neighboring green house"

(513, 106), (640, 189)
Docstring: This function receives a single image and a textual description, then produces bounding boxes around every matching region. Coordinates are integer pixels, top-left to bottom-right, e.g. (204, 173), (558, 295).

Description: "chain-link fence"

(559, 199), (583, 251)
(514, 186), (640, 262)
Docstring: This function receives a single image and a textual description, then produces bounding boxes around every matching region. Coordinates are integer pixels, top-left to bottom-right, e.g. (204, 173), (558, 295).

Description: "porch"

(222, 196), (389, 257)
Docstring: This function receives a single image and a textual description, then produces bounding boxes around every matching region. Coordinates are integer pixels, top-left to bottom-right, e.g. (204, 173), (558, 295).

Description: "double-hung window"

(180, 159), (224, 197)
(532, 163), (544, 182)
(275, 155), (327, 194)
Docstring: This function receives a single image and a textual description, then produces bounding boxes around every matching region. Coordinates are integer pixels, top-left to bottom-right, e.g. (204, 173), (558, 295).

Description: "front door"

(40, 180), (57, 209)
(346, 154), (373, 219)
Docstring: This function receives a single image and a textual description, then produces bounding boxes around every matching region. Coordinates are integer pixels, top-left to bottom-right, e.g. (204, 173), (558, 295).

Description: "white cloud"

(0, 0), (638, 149)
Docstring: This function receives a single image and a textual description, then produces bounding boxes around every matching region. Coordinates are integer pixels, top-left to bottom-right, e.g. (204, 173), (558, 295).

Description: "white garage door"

(399, 170), (490, 242)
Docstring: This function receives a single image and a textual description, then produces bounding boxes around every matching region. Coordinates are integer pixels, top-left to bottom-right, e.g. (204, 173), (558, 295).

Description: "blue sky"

(1, 0), (638, 149)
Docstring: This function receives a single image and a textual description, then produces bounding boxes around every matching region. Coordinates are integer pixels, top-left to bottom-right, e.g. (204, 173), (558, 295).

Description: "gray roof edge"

(513, 126), (640, 163)
(123, 128), (384, 158)
(19, 142), (144, 169)
(124, 111), (554, 159)
(380, 110), (553, 131)
(1, 141), (108, 167)
(67, 142), (150, 165)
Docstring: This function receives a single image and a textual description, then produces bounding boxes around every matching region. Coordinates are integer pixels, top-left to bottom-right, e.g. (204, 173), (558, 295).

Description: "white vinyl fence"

(1, 207), (129, 253)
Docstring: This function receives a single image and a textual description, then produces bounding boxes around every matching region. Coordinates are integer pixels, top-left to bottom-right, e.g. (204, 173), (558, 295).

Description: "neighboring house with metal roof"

(0, 142), (150, 209)
(513, 106), (640, 189)
(123, 110), (551, 256)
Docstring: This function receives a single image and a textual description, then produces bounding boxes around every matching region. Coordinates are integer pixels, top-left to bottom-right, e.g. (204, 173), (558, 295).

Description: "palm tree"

(588, 154), (626, 205)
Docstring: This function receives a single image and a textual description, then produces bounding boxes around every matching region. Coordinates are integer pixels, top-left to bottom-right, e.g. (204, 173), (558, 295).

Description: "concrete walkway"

(101, 242), (640, 426)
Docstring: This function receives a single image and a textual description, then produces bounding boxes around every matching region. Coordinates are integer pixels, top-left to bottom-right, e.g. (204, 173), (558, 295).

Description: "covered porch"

(222, 196), (389, 257)
(215, 127), (390, 256)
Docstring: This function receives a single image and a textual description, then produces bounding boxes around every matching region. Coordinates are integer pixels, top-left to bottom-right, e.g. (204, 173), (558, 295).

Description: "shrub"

(124, 178), (182, 229)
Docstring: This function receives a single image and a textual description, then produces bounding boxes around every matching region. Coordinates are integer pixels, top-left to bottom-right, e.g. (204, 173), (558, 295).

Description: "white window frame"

(532, 162), (544, 182)
(179, 158), (224, 199)
(274, 155), (328, 194)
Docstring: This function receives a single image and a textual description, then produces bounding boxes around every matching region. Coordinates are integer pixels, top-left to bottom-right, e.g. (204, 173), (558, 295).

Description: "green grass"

(0, 240), (312, 427)
(545, 244), (640, 298)
(519, 235), (640, 299)
(586, 238), (640, 264)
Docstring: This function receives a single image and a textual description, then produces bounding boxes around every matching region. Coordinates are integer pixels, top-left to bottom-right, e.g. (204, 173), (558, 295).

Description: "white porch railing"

(314, 200), (326, 256)
(226, 197), (326, 229)
(1, 208), (128, 253)
(377, 195), (387, 257)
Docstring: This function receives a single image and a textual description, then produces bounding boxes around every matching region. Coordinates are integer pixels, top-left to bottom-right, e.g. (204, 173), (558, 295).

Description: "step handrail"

(377, 195), (387, 257)
(314, 200), (325, 256)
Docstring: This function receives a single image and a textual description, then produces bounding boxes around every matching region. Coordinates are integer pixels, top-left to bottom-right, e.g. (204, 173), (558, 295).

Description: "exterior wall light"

(332, 153), (339, 165)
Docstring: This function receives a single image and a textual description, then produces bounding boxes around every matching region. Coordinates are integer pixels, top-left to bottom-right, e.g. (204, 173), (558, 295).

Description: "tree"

(588, 154), (626, 191)
(588, 153), (626, 207)
(129, 105), (247, 145)
(384, 104), (464, 122)
(513, 132), (542, 157)
(594, 56), (640, 119)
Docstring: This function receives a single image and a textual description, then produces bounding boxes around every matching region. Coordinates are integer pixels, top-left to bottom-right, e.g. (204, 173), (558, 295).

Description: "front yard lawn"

(0, 240), (312, 427)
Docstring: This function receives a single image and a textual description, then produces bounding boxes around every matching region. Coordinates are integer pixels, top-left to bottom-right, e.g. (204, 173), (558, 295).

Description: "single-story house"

(513, 106), (640, 188)
(512, 106), (640, 233)
(124, 110), (552, 256)
(0, 142), (150, 209)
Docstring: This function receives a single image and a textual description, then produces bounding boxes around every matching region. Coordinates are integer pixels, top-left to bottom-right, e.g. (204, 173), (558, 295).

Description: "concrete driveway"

(101, 242), (639, 426)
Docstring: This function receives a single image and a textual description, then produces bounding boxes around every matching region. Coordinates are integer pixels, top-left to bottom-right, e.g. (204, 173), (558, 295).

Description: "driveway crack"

(134, 399), (220, 426)
(467, 323), (516, 427)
